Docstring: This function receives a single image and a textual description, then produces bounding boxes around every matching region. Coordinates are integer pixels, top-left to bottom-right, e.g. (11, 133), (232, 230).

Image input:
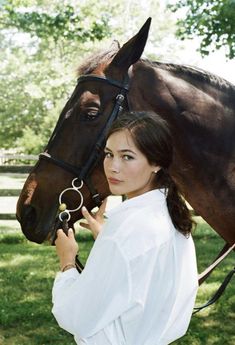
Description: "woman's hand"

(55, 228), (79, 270)
(80, 198), (108, 239)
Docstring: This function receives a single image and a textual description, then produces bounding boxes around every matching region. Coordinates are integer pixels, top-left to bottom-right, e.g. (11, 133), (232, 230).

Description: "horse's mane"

(146, 60), (234, 92)
(77, 49), (234, 92)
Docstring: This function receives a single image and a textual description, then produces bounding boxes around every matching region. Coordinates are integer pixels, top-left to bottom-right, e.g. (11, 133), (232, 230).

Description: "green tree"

(0, 2), (110, 43)
(0, 0), (178, 153)
(0, 0), (112, 152)
(169, 0), (235, 59)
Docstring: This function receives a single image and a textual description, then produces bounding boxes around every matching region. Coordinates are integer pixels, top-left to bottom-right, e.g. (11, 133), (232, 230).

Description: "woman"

(52, 111), (198, 345)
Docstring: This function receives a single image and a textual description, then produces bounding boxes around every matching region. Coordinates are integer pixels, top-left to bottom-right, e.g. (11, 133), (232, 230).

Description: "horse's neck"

(130, 60), (235, 170)
(132, 61), (234, 111)
(130, 62), (235, 245)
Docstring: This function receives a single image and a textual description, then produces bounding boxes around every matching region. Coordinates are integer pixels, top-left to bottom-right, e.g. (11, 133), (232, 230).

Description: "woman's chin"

(109, 186), (124, 195)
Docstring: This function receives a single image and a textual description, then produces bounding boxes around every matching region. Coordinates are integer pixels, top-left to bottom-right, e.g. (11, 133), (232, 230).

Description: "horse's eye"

(83, 107), (100, 121)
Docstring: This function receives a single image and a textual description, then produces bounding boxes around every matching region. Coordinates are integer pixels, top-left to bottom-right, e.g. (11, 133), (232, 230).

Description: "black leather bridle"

(39, 74), (130, 207)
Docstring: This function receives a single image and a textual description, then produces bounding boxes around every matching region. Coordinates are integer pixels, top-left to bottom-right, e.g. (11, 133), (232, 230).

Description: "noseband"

(39, 74), (129, 218)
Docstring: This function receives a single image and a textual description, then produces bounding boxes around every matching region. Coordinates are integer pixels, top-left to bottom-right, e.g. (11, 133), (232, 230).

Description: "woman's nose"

(109, 158), (120, 173)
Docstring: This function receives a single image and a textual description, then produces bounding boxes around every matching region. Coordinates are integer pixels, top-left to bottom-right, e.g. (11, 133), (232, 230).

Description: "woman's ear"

(153, 166), (161, 174)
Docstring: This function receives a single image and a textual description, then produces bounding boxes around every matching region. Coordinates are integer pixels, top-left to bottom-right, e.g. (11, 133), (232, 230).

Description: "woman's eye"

(123, 155), (134, 161)
(104, 152), (112, 158)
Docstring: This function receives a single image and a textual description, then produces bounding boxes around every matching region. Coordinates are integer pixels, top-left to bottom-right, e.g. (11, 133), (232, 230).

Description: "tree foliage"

(0, 2), (110, 42)
(0, 0), (178, 153)
(169, 0), (235, 59)
(0, 0), (112, 152)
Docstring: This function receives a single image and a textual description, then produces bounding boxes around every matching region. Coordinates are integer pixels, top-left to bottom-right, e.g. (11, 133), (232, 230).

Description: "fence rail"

(0, 213), (17, 220)
(0, 153), (37, 221)
(0, 153), (37, 165)
(0, 165), (33, 173)
(0, 189), (21, 197)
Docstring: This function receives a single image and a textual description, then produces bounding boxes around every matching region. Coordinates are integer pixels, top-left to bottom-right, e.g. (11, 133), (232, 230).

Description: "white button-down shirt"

(52, 189), (198, 345)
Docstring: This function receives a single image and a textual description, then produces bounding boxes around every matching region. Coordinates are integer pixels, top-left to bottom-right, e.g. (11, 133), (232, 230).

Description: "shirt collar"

(106, 189), (167, 218)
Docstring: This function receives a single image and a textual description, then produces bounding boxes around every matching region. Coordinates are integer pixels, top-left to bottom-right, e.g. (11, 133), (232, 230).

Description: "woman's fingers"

(54, 227), (79, 266)
(68, 228), (75, 238)
(56, 228), (64, 236)
(96, 198), (108, 217)
(55, 228), (75, 243)
(80, 198), (108, 238)
(81, 198), (107, 223)
(81, 206), (95, 223)
(55, 228), (66, 241)
(79, 221), (91, 230)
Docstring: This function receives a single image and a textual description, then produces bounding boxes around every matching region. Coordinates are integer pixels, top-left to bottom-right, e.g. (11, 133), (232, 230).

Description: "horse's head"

(16, 18), (152, 243)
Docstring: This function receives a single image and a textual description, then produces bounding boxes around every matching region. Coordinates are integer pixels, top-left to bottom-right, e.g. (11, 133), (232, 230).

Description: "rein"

(193, 242), (235, 314)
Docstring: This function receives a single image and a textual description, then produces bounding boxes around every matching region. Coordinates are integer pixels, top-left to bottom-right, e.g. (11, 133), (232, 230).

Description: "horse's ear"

(110, 40), (121, 50)
(111, 17), (151, 70)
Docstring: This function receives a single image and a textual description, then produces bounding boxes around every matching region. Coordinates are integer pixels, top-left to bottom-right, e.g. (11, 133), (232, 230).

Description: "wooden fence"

(0, 154), (37, 220)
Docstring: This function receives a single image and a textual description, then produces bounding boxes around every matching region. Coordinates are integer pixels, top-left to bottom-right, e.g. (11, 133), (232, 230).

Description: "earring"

(154, 170), (158, 173)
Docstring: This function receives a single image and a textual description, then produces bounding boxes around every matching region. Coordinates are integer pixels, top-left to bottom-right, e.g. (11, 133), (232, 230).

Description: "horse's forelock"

(77, 49), (118, 76)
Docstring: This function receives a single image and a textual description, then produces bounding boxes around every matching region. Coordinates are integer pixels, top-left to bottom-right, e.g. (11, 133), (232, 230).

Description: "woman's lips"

(108, 177), (122, 185)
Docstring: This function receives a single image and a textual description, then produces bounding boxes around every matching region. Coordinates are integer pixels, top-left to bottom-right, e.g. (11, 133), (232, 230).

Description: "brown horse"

(17, 18), (235, 247)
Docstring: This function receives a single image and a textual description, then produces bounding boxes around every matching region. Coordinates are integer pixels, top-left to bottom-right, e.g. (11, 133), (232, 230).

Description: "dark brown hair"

(106, 111), (194, 237)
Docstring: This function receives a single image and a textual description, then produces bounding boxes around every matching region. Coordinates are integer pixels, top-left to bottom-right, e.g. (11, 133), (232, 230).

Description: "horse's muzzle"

(18, 204), (49, 243)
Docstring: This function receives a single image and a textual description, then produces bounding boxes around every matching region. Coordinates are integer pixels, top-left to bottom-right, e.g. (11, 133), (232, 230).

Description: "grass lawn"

(0, 218), (234, 345)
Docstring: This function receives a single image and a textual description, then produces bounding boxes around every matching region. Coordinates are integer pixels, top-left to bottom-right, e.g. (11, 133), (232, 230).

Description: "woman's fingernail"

(82, 206), (86, 211)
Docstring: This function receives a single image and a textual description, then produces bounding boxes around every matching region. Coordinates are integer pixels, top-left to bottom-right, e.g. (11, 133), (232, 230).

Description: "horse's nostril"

(19, 204), (46, 243)
(21, 204), (37, 228)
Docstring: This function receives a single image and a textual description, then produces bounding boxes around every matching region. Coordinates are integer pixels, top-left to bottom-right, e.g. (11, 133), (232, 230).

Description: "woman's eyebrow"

(104, 146), (136, 155)
(119, 149), (136, 155)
